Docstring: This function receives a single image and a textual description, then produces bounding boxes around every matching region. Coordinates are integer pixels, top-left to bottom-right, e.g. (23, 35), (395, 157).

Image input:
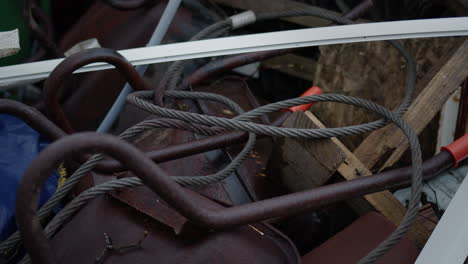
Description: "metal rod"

(95, 112), (290, 172)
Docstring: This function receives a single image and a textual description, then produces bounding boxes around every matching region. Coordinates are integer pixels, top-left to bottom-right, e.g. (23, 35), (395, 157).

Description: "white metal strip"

(436, 87), (462, 153)
(416, 171), (468, 264)
(0, 17), (467, 86)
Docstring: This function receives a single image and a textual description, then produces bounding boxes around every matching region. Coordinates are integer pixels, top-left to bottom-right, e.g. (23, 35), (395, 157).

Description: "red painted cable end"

(441, 134), (468, 168)
(286, 86), (323, 112)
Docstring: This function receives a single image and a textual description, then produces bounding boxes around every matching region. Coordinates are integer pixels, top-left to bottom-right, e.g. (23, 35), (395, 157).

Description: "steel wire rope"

(19, 92), (422, 264)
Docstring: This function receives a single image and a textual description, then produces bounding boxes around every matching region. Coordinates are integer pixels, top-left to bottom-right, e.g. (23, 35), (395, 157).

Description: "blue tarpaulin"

(0, 114), (58, 241)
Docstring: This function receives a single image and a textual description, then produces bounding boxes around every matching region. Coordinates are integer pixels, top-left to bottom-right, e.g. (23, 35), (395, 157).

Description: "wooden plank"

(268, 111), (345, 190)
(213, 0), (343, 28)
(353, 39), (468, 172)
(262, 54), (317, 82)
(304, 111), (433, 247)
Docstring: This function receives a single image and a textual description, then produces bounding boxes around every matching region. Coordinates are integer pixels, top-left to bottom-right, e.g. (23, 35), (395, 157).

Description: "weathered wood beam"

(303, 111), (434, 247)
(353, 39), (468, 172)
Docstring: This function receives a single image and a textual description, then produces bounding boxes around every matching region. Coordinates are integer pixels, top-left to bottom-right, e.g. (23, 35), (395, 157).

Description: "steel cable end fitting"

(229, 10), (257, 29)
(285, 86), (323, 112)
(441, 134), (468, 167)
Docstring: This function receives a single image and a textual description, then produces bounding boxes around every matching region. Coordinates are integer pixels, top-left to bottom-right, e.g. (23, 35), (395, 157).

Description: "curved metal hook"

(44, 48), (153, 133)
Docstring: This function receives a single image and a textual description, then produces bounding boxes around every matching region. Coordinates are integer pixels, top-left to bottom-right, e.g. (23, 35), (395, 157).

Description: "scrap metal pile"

(0, 0), (467, 263)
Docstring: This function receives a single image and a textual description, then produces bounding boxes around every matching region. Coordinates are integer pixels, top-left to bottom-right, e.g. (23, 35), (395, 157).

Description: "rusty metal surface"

(15, 133), (453, 263)
(301, 212), (419, 264)
(57, 1), (148, 51)
(44, 48), (153, 133)
(49, 194), (300, 264)
(109, 184), (189, 234)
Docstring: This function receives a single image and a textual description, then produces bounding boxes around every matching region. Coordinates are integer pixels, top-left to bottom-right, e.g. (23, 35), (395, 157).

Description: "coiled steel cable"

(130, 90), (400, 138)
(0, 92), (255, 254)
(16, 93), (423, 264)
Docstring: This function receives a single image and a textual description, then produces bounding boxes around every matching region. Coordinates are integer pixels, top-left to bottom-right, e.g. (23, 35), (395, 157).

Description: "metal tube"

(97, 0), (182, 132)
(16, 133), (454, 264)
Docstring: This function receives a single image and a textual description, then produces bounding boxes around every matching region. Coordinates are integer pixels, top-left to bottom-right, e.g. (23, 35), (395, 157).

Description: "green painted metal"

(0, 0), (51, 66)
